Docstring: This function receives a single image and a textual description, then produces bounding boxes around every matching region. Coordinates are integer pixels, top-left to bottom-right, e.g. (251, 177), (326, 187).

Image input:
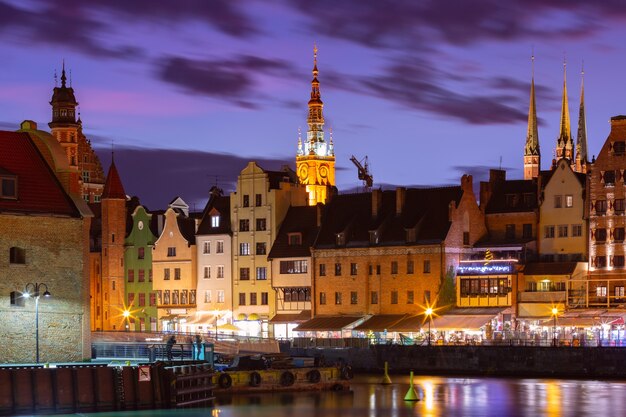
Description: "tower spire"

(524, 53), (540, 179)
(575, 61), (588, 173)
(556, 58), (573, 162)
(61, 59), (67, 88)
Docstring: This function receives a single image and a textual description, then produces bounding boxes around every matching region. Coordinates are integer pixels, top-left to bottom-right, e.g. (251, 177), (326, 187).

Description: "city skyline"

(1, 1), (626, 208)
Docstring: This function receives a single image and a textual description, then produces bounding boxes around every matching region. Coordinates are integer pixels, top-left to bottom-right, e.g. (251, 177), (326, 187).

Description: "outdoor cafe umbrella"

(217, 323), (243, 332)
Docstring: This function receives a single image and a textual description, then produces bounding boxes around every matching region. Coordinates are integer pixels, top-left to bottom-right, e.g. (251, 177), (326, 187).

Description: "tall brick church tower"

(296, 45), (335, 205)
(101, 157), (127, 330)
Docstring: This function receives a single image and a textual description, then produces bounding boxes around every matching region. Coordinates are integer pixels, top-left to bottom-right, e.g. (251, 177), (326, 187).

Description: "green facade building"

(124, 205), (158, 331)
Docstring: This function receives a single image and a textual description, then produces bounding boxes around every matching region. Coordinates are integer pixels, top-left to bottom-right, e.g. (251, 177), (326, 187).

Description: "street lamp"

(213, 310), (221, 342)
(23, 282), (51, 364)
(123, 310), (131, 332)
(425, 307), (433, 346)
(551, 307), (559, 347)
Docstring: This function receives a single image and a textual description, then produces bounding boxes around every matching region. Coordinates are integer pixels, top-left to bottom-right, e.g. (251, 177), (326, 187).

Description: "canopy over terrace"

(430, 315), (494, 331)
(353, 314), (410, 332)
(293, 315), (364, 332)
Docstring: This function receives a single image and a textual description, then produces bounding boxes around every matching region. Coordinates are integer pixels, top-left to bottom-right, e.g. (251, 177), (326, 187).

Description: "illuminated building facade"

(587, 116), (626, 308)
(296, 46), (335, 206)
(231, 162), (307, 337)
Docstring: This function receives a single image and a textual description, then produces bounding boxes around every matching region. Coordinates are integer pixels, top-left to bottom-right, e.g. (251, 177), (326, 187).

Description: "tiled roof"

(268, 205), (318, 259)
(485, 179), (538, 214)
(102, 160), (126, 199)
(196, 194), (231, 235)
(0, 131), (81, 217)
(314, 187), (463, 248)
(265, 166), (298, 190)
(177, 215), (197, 245)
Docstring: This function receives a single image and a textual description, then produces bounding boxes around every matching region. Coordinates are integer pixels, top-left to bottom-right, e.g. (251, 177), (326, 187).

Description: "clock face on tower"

(138, 221), (144, 230)
(298, 164), (309, 183)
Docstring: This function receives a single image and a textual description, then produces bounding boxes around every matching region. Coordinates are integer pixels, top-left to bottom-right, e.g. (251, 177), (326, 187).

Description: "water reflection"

(57, 375), (626, 417)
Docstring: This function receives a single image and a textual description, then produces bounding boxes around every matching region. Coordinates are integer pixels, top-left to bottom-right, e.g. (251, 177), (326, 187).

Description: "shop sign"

(457, 262), (513, 275)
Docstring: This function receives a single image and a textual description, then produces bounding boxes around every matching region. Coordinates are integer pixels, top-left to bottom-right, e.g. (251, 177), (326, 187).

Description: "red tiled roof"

(0, 131), (80, 217)
(102, 160), (126, 199)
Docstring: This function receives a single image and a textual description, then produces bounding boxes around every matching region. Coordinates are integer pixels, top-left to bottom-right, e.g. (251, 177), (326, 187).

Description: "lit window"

(565, 195), (573, 208)
(211, 215), (220, 228)
(256, 267), (267, 280)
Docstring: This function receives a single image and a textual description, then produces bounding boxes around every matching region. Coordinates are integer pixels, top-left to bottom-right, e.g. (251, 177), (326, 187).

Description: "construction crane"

(350, 155), (373, 191)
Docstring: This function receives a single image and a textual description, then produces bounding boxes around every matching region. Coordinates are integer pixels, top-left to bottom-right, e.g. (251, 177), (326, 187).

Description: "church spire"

(556, 59), (573, 162)
(61, 59), (67, 88)
(575, 63), (588, 173)
(524, 54), (540, 179)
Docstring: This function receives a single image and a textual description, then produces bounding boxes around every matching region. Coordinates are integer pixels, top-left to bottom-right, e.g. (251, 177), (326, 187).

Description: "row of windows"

(319, 260), (431, 277)
(593, 199), (625, 214)
(595, 286), (626, 297)
(204, 289), (225, 303)
(459, 278), (511, 296)
(504, 224), (533, 240)
(239, 218), (267, 232)
(282, 288), (311, 302)
(238, 292), (269, 306)
(163, 268), (181, 280)
(127, 292), (157, 307)
(544, 224), (583, 238)
(127, 269), (153, 283)
(526, 281), (566, 292)
(279, 260), (308, 274)
(553, 195), (574, 208)
(156, 289), (196, 305)
(242, 194), (264, 207)
(592, 227), (626, 243)
(239, 267), (267, 280)
(591, 256), (625, 268)
(202, 240), (225, 254)
(203, 265), (225, 279)
(239, 242), (267, 255)
(319, 290), (431, 305)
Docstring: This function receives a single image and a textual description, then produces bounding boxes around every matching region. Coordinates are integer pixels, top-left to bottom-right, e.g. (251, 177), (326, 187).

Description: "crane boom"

(350, 155), (373, 189)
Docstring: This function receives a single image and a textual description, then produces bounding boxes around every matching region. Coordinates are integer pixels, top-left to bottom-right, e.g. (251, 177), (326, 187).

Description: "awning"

(541, 317), (598, 327)
(388, 315), (427, 332)
(353, 314), (409, 331)
(430, 315), (493, 331)
(185, 314), (217, 326)
(269, 310), (311, 324)
(293, 315), (363, 331)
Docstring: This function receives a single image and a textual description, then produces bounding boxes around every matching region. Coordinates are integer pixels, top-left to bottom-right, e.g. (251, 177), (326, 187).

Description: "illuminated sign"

(457, 262), (513, 275)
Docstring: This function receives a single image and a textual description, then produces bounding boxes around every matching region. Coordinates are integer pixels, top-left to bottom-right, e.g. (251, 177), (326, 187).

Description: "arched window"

(9, 247), (25, 264)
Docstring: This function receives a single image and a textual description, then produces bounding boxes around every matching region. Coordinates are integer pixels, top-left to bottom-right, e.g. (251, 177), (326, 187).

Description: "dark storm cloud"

(94, 146), (293, 210)
(0, 0), (256, 59)
(289, 0), (626, 49)
(157, 55), (296, 107)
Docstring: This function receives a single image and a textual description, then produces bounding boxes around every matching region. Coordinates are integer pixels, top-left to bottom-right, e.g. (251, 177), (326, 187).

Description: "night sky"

(1, 1), (626, 210)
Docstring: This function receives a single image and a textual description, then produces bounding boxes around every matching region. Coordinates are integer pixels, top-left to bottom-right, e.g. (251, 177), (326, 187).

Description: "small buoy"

(125, 360), (131, 366)
(404, 371), (420, 401)
(381, 361), (392, 385)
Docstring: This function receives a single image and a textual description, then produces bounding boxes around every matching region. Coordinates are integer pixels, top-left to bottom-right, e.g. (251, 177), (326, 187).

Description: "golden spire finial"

(531, 48), (535, 78)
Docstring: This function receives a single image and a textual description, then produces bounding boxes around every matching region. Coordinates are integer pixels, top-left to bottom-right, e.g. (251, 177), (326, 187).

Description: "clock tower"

(296, 45), (335, 206)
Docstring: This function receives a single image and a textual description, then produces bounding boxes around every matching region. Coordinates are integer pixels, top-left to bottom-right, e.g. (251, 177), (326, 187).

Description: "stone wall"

(290, 345), (626, 378)
(0, 214), (90, 363)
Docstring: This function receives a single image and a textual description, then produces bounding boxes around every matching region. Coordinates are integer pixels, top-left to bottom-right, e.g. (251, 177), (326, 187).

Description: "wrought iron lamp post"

(425, 307), (433, 346)
(23, 283), (51, 364)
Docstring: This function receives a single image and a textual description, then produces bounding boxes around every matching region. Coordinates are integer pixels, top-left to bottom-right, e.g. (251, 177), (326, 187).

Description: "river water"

(51, 374), (626, 417)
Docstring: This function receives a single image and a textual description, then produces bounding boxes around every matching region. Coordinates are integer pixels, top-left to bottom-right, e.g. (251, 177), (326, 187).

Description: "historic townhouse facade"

(124, 205), (158, 331)
(195, 189), (232, 334)
(152, 206), (198, 331)
(231, 162), (307, 337)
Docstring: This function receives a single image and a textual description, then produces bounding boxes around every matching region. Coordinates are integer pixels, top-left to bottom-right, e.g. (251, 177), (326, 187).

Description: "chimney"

(372, 189), (382, 218)
(396, 187), (406, 216)
(461, 175), (473, 193)
(489, 169), (506, 184)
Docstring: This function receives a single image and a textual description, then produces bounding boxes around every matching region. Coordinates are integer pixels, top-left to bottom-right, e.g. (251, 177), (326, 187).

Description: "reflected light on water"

(546, 381), (562, 417)
(421, 379), (435, 414)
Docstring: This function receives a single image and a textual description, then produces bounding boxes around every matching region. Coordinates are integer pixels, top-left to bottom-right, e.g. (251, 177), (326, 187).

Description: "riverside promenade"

(288, 344), (626, 379)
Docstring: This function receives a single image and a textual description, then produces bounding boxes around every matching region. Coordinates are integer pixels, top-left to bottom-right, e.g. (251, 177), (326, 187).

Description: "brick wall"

(0, 214), (90, 363)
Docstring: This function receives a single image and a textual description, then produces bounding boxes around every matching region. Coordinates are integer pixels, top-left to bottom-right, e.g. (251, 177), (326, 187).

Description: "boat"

(211, 354), (353, 393)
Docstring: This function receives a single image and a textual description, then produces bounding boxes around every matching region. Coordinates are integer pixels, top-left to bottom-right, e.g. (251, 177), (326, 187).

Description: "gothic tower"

(101, 157), (127, 330)
(524, 56), (540, 180)
(555, 61), (574, 163)
(49, 62), (79, 170)
(575, 67), (588, 173)
(296, 45), (335, 206)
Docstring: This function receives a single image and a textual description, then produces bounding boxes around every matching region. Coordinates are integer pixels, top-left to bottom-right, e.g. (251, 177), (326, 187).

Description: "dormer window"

(1, 175), (17, 199)
(288, 233), (302, 246)
(614, 141), (626, 156)
(369, 231), (379, 245)
(505, 194), (518, 208)
(405, 229), (416, 243)
(336, 233), (345, 246)
(211, 215), (220, 228)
